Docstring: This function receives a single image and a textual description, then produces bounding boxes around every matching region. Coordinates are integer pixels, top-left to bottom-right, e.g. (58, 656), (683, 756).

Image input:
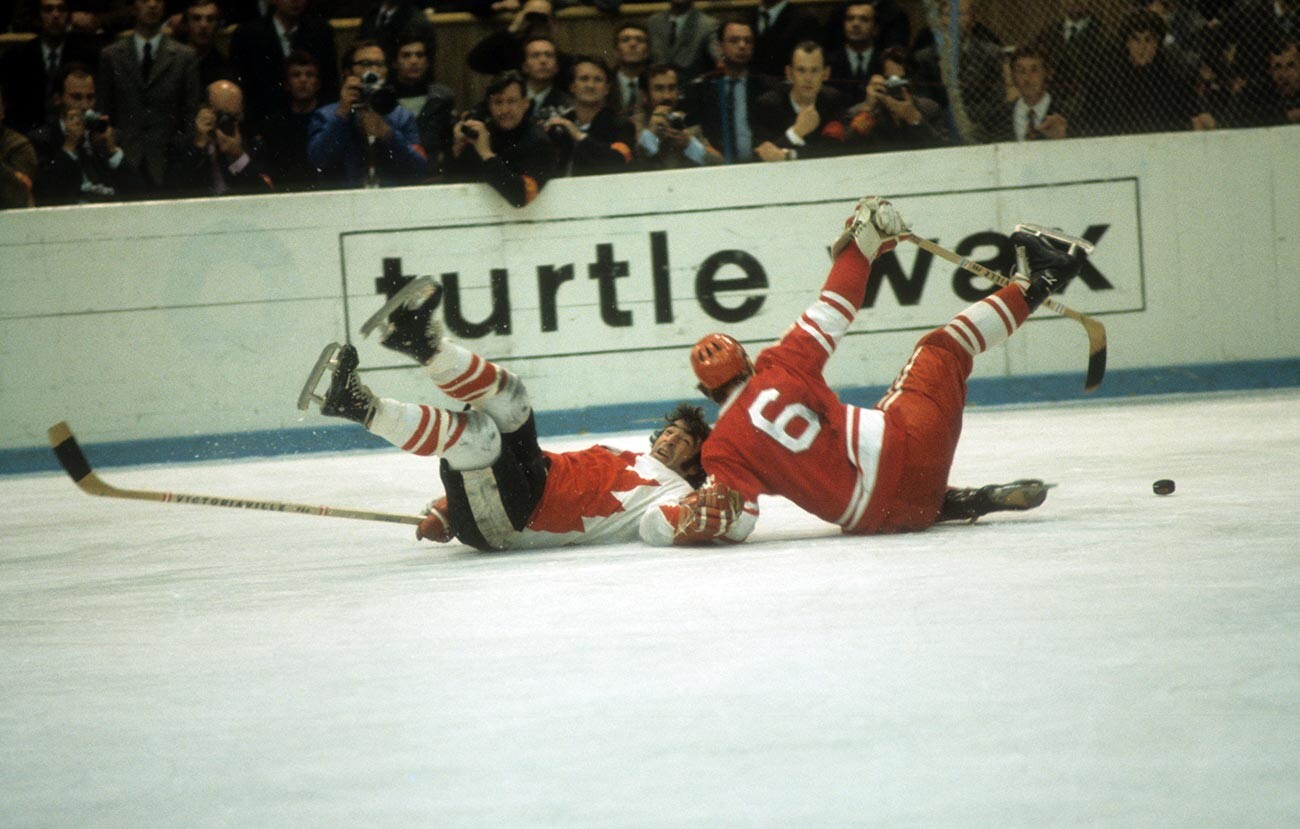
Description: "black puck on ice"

(1153, 479), (1176, 496)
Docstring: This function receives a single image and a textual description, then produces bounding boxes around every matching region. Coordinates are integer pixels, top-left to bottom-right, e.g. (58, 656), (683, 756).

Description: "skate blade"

(297, 342), (342, 411)
(1013, 223), (1096, 255)
(358, 276), (441, 339)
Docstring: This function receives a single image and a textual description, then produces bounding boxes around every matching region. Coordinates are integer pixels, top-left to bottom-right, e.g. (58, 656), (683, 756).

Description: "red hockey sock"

(943, 283), (1031, 356)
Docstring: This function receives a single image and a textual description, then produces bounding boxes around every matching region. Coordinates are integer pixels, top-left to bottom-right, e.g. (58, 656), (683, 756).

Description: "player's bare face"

(651, 422), (701, 474)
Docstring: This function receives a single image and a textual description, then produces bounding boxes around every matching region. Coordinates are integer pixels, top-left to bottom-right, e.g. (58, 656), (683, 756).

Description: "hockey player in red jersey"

(299, 277), (719, 550)
(677, 196), (1084, 543)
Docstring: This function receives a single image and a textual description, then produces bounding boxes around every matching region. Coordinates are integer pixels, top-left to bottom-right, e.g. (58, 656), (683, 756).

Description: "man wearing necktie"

(751, 0), (824, 80)
(827, 2), (882, 104)
(612, 23), (651, 115)
(97, 0), (202, 191)
(683, 20), (768, 163)
(0, 0), (98, 135)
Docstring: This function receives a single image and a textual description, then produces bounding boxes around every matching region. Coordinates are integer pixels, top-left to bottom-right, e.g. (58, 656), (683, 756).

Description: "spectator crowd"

(1, 0), (1296, 209)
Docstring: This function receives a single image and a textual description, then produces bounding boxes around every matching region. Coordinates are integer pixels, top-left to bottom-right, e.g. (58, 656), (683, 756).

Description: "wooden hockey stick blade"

(903, 234), (1107, 392)
(47, 421), (422, 526)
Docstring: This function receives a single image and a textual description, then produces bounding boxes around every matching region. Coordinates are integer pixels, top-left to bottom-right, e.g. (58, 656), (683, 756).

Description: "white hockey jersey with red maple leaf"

(506, 445), (692, 549)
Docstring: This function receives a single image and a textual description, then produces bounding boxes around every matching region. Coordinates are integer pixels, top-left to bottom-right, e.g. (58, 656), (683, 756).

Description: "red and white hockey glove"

(669, 482), (744, 545)
(831, 196), (911, 261)
(415, 496), (455, 543)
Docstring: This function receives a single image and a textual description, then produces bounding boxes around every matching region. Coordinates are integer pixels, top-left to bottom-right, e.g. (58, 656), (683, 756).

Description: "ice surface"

(2, 390), (1298, 828)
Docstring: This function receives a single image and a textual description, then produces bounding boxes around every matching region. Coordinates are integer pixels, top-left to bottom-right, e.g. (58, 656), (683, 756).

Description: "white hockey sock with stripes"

(942, 284), (1031, 357)
(367, 399), (501, 469)
(425, 339), (502, 405)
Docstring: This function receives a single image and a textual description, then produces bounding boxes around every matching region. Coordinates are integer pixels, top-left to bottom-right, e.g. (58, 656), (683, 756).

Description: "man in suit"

(1031, 0), (1108, 105)
(97, 0), (202, 190)
(176, 0), (235, 88)
(166, 78), (273, 196)
(229, 0), (339, 128)
(683, 19), (771, 163)
(611, 23), (650, 116)
(752, 41), (847, 162)
(357, 0), (435, 59)
(520, 34), (571, 117)
(646, 0), (719, 83)
(0, 0), (98, 134)
(826, 2), (885, 105)
(27, 63), (143, 205)
(845, 45), (948, 153)
(749, 0), (823, 81)
(981, 45), (1076, 143)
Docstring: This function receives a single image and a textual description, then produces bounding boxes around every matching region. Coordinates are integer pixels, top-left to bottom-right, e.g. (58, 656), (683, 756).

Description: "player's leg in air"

(870, 224), (1088, 531)
(302, 277), (548, 550)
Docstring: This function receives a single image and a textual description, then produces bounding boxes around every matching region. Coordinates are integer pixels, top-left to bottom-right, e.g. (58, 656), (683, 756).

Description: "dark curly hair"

(650, 403), (712, 488)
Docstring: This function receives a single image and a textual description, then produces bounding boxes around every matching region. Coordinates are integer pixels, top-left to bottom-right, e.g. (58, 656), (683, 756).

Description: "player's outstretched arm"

(640, 481), (757, 546)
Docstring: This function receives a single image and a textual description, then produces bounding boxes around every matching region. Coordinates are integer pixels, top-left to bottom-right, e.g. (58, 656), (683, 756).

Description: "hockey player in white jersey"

(299, 277), (724, 550)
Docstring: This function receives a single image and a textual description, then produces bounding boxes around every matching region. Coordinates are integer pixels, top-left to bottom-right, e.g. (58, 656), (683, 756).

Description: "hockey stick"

(47, 421), (423, 526)
(903, 234), (1107, 393)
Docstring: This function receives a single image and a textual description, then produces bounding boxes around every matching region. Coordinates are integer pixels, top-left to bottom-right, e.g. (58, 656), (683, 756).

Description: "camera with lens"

(82, 109), (110, 134)
(458, 110), (493, 141)
(884, 75), (910, 100)
(665, 111), (688, 131)
(358, 70), (398, 116)
(215, 111), (239, 136)
(535, 106), (574, 143)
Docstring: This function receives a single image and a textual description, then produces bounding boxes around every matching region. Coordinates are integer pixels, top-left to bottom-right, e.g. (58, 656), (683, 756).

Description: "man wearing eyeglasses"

(307, 39), (428, 189)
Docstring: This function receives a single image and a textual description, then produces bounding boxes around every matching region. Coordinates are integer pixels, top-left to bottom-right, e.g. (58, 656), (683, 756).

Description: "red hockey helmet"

(691, 333), (752, 395)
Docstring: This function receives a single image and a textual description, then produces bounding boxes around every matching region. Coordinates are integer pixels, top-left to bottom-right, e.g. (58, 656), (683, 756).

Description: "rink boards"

(1, 125), (1297, 466)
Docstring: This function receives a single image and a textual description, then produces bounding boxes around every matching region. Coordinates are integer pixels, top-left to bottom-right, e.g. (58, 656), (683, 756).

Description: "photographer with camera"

(539, 57), (635, 178)
(27, 64), (142, 206)
(307, 40), (428, 190)
(752, 41), (849, 162)
(633, 64), (722, 170)
(846, 46), (948, 153)
(447, 70), (556, 208)
(166, 79), (272, 197)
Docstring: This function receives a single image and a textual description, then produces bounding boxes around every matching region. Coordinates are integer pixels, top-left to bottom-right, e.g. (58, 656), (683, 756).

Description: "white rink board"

(1, 126), (1298, 450)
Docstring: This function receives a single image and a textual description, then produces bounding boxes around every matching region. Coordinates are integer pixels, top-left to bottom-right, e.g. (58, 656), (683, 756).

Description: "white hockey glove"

(832, 196), (912, 261)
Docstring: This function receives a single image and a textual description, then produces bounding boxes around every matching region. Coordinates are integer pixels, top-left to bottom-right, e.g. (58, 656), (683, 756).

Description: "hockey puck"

(1153, 479), (1176, 496)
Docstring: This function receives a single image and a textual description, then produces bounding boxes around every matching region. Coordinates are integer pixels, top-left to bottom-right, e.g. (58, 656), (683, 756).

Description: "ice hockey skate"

(937, 479), (1056, 523)
(831, 195), (910, 260)
(359, 276), (444, 364)
(1011, 224), (1091, 311)
(297, 342), (377, 427)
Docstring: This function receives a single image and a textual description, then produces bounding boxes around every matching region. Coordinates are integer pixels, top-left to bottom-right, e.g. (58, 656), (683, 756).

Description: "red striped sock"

(942, 284), (1030, 356)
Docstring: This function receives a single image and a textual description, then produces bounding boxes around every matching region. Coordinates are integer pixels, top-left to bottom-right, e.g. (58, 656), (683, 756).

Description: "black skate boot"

(359, 276), (443, 364)
(1011, 226), (1089, 312)
(297, 342), (376, 427)
(937, 479), (1055, 523)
